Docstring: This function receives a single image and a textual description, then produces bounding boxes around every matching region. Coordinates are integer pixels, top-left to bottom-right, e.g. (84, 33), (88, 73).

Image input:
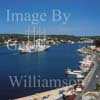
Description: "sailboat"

(18, 27), (50, 53)
(35, 28), (50, 52)
(18, 27), (34, 53)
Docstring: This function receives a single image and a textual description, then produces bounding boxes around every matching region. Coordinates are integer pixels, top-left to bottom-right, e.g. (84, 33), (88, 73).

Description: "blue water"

(0, 43), (91, 100)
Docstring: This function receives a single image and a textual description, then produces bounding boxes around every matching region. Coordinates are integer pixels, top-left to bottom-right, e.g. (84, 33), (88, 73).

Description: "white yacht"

(76, 74), (84, 78)
(65, 68), (82, 75)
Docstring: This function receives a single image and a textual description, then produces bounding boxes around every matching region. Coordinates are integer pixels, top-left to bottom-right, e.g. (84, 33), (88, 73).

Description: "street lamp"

(96, 75), (99, 91)
(96, 75), (99, 83)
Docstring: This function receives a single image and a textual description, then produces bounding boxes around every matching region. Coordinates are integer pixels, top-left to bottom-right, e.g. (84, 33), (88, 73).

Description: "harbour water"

(0, 43), (91, 100)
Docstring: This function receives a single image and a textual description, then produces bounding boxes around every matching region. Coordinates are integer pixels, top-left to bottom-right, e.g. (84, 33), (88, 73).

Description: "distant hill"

(0, 33), (99, 45)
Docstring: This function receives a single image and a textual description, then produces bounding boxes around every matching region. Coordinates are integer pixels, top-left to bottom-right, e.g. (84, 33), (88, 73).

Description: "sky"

(0, 0), (100, 36)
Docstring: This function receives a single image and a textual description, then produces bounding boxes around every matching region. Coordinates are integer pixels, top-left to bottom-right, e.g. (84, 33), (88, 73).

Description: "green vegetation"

(0, 34), (80, 41)
(48, 34), (80, 41)
(0, 34), (79, 45)
(96, 83), (100, 91)
(0, 33), (96, 46)
(93, 39), (100, 47)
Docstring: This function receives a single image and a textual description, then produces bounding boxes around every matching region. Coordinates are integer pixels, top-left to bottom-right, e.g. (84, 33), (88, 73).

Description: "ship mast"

(38, 27), (41, 46)
(33, 26), (35, 46)
(27, 26), (30, 44)
(43, 29), (46, 46)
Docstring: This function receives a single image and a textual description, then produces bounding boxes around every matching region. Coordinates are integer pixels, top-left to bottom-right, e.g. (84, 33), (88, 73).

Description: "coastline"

(75, 47), (100, 100)
(15, 85), (75, 100)
(0, 44), (95, 99)
(14, 45), (96, 100)
(83, 54), (96, 87)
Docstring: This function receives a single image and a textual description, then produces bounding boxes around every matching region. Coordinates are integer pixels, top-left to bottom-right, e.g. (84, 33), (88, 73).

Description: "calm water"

(0, 43), (91, 100)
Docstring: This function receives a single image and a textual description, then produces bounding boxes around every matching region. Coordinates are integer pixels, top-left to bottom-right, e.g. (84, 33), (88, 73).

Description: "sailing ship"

(18, 27), (50, 53)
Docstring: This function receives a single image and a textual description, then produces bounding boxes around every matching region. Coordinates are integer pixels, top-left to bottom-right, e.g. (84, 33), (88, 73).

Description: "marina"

(15, 53), (96, 100)
(0, 0), (100, 100)
(14, 43), (96, 100)
(0, 43), (91, 100)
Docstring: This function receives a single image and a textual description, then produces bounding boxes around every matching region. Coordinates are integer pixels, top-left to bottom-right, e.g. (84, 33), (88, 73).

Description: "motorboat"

(76, 74), (84, 79)
(65, 68), (82, 75)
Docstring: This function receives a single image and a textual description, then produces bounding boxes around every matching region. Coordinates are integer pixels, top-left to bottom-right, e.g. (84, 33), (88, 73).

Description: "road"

(75, 54), (100, 100)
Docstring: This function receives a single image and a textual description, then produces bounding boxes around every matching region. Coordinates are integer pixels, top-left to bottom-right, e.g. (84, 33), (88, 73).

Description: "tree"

(93, 39), (100, 47)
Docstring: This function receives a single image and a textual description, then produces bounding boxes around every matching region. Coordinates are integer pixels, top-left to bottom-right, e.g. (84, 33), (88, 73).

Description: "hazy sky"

(0, 0), (100, 36)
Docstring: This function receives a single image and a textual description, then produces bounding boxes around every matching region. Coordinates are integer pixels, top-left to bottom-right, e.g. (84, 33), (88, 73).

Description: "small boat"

(75, 87), (82, 92)
(73, 70), (82, 73)
(76, 74), (84, 78)
(65, 68), (82, 75)
(77, 48), (82, 52)
(79, 65), (90, 72)
(65, 68), (72, 74)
